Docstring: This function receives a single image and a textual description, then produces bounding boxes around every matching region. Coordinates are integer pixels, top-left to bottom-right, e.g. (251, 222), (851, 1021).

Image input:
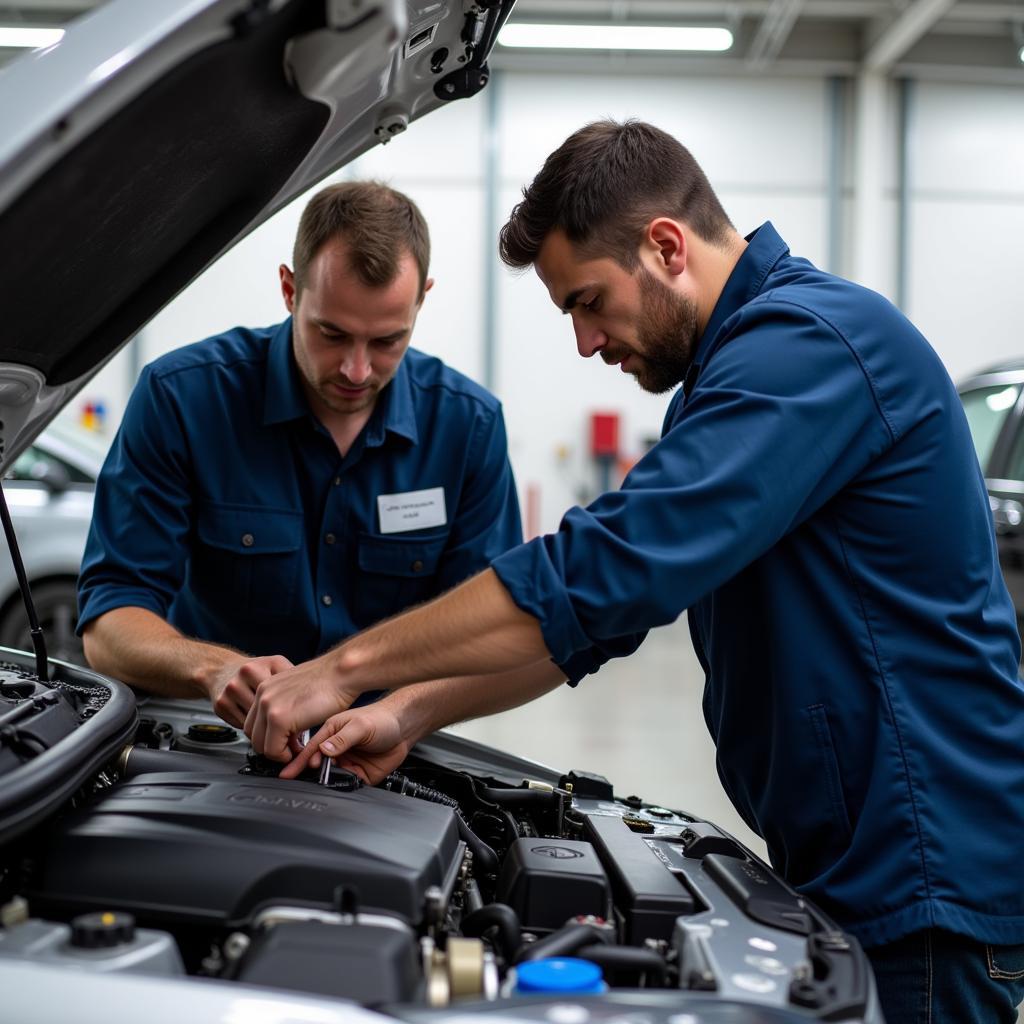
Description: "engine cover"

(30, 772), (462, 928)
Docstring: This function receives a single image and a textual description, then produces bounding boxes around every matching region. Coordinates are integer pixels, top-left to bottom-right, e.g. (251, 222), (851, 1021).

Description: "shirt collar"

(262, 319), (419, 447)
(263, 318), (310, 426)
(363, 354), (419, 448)
(684, 222), (790, 396)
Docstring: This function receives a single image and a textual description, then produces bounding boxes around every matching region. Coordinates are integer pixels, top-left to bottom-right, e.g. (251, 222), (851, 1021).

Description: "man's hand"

(279, 702), (409, 785)
(206, 654), (294, 728)
(243, 653), (365, 762)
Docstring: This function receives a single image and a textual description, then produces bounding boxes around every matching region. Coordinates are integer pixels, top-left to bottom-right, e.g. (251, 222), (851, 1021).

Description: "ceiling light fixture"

(0, 26), (64, 49)
(498, 23), (734, 53)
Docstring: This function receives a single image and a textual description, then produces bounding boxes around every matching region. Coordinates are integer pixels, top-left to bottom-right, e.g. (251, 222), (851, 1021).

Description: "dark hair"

(293, 181), (430, 298)
(499, 120), (733, 270)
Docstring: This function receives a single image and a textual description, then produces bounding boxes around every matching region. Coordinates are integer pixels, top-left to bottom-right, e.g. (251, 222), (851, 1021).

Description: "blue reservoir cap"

(514, 958), (606, 994)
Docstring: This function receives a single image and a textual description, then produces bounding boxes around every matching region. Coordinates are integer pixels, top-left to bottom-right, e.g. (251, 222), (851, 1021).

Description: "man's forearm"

(245, 569), (555, 761)
(278, 658), (568, 780)
(82, 606), (243, 699)
(386, 659), (566, 745)
(335, 568), (550, 695)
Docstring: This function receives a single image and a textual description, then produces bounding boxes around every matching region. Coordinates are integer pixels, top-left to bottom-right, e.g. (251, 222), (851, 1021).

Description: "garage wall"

(66, 72), (1024, 536)
(905, 81), (1024, 383)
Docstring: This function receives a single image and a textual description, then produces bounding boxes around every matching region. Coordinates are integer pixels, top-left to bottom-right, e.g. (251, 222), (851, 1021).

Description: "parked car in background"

(0, 422), (103, 662)
(958, 361), (1024, 624)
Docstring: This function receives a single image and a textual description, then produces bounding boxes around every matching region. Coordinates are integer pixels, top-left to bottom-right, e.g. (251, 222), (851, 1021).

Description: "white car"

(0, 3), (881, 1022)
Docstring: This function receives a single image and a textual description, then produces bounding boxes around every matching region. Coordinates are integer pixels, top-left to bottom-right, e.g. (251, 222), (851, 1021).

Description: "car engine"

(0, 654), (881, 1023)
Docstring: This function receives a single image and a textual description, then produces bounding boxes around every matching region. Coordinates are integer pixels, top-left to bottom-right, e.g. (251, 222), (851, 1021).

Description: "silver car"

(0, 422), (104, 660)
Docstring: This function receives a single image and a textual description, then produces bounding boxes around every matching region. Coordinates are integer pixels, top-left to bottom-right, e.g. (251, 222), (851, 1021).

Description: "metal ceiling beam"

(864, 0), (958, 70)
(747, 0), (805, 68)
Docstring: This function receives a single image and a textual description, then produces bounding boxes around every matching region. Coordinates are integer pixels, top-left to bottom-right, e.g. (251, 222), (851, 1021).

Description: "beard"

(629, 267), (700, 394)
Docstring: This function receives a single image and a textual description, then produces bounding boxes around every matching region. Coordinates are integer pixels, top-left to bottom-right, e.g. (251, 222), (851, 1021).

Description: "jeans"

(866, 928), (1024, 1023)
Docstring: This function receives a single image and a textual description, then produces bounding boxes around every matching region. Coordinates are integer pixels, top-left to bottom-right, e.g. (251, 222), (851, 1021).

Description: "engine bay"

(0, 655), (880, 1022)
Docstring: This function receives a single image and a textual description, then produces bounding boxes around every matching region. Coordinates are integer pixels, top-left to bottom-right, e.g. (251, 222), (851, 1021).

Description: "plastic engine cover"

(29, 772), (462, 927)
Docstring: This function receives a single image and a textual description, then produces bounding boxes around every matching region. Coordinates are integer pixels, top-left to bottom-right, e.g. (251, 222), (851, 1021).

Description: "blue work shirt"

(78, 320), (522, 664)
(493, 223), (1024, 949)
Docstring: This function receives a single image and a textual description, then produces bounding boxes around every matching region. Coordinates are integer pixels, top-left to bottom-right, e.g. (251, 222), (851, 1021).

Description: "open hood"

(0, 0), (512, 470)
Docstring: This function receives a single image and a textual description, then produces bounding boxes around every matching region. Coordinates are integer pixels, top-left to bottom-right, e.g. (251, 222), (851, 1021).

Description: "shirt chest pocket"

(355, 531), (448, 626)
(193, 504), (304, 619)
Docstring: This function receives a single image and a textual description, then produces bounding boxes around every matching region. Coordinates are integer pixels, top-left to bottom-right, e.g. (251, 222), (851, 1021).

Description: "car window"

(960, 384), (1021, 472)
(5, 445), (93, 485)
(1004, 419), (1024, 485)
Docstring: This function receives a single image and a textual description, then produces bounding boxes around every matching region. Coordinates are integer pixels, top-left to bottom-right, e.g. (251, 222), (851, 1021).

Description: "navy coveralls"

(493, 223), (1024, 948)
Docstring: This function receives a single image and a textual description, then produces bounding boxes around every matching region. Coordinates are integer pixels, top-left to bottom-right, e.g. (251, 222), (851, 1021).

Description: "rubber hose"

(455, 814), (499, 875)
(461, 902), (522, 960)
(516, 921), (612, 963)
(478, 786), (557, 808)
(575, 943), (667, 986)
(119, 745), (241, 777)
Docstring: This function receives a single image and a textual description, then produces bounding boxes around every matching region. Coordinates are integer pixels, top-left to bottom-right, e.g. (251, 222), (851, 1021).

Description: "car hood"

(0, 0), (512, 471)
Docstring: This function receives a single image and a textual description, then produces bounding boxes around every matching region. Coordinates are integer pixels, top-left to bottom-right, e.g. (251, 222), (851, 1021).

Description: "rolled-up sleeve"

(77, 367), (194, 631)
(492, 299), (895, 682)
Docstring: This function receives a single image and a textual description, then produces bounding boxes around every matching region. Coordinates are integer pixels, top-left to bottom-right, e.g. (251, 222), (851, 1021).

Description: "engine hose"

(385, 773), (500, 875)
(384, 773), (459, 807)
(118, 745), (240, 777)
(574, 943), (667, 986)
(461, 903), (522, 960)
(455, 814), (499, 875)
(477, 786), (558, 808)
(516, 921), (613, 963)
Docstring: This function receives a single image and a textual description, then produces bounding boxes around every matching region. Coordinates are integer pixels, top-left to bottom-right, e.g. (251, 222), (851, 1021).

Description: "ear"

(646, 219), (688, 278)
(280, 264), (297, 313)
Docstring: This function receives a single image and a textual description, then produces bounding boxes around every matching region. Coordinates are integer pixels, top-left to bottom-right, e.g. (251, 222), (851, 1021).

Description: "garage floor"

(452, 618), (768, 858)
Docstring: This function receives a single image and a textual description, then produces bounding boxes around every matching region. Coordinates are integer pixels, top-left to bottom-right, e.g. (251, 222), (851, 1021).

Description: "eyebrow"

(314, 318), (409, 342)
(560, 285), (596, 314)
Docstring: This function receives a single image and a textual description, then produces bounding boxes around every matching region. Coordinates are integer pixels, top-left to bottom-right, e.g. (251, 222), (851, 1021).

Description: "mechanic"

(247, 122), (1024, 1022)
(76, 180), (522, 728)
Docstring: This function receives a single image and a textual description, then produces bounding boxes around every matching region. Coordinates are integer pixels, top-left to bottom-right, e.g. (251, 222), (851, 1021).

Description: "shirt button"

(241, 533), (254, 547)
(325, 533), (336, 545)
(322, 594), (333, 607)
(411, 560), (424, 573)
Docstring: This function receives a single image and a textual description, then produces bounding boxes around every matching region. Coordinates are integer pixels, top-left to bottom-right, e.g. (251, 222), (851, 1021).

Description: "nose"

(340, 343), (371, 385)
(572, 315), (607, 359)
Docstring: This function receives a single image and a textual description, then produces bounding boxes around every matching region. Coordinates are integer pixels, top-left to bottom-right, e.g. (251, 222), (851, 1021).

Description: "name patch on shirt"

(377, 487), (447, 534)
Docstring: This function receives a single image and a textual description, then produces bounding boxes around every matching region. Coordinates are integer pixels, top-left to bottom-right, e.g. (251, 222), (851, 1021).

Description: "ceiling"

(1, 0), (1023, 82)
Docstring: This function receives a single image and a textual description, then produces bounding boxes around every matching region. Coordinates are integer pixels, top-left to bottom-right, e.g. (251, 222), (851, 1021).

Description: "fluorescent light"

(498, 23), (733, 53)
(0, 26), (64, 49)
(1019, 44), (1024, 63)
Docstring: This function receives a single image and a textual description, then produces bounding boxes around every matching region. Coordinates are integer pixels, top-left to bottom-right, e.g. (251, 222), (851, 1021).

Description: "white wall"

(905, 82), (1024, 382)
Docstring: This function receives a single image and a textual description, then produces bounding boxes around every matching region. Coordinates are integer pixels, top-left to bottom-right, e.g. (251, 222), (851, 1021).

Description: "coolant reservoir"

(0, 913), (184, 976)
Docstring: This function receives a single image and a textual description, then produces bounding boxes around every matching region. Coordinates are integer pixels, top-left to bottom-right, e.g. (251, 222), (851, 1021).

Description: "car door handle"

(992, 498), (1024, 535)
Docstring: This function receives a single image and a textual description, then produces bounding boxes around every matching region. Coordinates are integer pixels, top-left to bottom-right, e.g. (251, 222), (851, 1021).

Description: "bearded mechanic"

(76, 181), (523, 726)
(246, 122), (1024, 1022)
